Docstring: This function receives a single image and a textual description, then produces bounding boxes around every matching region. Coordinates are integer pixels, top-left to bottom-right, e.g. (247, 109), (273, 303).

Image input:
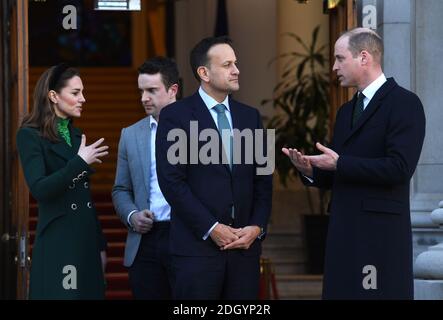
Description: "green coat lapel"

(71, 126), (82, 153)
(50, 123), (81, 161)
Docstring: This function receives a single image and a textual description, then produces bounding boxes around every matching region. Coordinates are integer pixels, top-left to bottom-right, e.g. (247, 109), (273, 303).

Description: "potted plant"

(262, 25), (330, 274)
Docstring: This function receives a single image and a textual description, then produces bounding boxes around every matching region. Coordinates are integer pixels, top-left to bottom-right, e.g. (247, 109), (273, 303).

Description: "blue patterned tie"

(214, 104), (233, 170)
(214, 104), (234, 219)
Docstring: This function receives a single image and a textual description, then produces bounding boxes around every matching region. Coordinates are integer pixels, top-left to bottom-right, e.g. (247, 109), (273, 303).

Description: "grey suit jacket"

(112, 117), (152, 267)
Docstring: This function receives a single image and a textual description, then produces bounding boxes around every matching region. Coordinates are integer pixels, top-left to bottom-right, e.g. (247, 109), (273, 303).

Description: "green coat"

(16, 125), (106, 300)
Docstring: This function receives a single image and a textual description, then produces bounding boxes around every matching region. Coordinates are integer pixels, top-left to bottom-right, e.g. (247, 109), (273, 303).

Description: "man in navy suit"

(283, 28), (425, 299)
(156, 36), (273, 299)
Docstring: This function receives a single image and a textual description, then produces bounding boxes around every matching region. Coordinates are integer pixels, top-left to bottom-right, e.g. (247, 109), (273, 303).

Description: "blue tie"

(214, 103), (235, 219)
(214, 104), (233, 169)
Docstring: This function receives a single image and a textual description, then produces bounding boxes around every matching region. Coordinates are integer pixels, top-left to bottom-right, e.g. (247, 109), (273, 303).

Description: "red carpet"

(29, 193), (277, 300)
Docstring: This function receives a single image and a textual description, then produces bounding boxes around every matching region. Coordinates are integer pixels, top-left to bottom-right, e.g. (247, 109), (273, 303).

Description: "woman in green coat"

(16, 64), (109, 299)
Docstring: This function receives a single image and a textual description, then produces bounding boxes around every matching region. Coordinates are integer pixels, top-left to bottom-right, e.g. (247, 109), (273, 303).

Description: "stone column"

(375, 0), (443, 299)
(414, 201), (443, 299)
(409, 0), (443, 266)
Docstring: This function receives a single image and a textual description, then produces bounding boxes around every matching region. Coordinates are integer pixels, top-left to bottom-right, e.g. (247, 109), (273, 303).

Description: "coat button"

(87, 202), (92, 208)
(84, 182), (89, 189)
(71, 203), (77, 210)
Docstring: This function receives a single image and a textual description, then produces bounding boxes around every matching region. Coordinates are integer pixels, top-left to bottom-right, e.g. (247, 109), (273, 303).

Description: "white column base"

(414, 279), (443, 300)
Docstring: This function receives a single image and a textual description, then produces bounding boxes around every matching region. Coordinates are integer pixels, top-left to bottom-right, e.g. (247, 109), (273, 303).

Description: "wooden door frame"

(0, 0), (15, 301)
(12, 0), (30, 300)
(0, 0), (29, 300)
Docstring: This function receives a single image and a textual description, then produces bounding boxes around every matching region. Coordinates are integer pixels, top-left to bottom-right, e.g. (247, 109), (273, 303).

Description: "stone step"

(275, 274), (323, 300)
(262, 242), (305, 259)
(263, 231), (304, 248)
(269, 257), (306, 275)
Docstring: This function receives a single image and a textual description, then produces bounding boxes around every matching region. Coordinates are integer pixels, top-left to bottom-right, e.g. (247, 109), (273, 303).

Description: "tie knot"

(358, 92), (365, 101)
(214, 104), (226, 114)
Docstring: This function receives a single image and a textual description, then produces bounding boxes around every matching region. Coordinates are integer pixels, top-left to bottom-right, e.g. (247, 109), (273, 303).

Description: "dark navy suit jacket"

(156, 92), (273, 257)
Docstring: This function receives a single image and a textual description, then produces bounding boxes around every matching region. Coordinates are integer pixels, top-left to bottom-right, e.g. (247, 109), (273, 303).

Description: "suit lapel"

(343, 78), (397, 144)
(229, 98), (242, 131)
(50, 142), (73, 161)
(71, 126), (82, 152)
(136, 117), (151, 194)
(50, 123), (79, 161)
(229, 98), (244, 174)
(191, 93), (218, 131)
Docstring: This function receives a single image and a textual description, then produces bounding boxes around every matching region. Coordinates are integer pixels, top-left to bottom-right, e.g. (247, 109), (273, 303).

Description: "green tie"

(214, 104), (232, 170)
(57, 118), (72, 146)
(352, 92), (365, 127)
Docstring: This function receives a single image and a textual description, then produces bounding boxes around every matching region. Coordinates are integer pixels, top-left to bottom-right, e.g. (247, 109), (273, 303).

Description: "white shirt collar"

(149, 116), (158, 129)
(198, 86), (230, 112)
(361, 73), (387, 102)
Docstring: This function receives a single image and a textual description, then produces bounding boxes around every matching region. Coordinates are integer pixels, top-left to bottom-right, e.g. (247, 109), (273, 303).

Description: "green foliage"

(263, 26), (330, 214)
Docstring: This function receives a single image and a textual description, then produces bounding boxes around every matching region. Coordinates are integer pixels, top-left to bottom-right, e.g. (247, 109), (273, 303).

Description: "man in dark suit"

(283, 28), (426, 299)
(156, 36), (273, 299)
(112, 57), (179, 299)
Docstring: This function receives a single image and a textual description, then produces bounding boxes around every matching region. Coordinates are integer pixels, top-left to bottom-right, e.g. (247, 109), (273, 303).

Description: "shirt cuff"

(127, 210), (138, 228)
(203, 222), (219, 240)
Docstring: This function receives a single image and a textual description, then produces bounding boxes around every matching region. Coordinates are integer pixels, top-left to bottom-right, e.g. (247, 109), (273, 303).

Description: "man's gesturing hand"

(305, 142), (339, 171)
(282, 147), (313, 177)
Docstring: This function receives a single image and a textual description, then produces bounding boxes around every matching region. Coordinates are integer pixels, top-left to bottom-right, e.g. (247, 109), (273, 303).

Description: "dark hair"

(137, 56), (179, 89)
(190, 36), (233, 81)
(20, 64), (80, 142)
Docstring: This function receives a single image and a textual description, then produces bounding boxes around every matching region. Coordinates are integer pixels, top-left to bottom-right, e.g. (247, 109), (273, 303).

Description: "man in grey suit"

(112, 57), (179, 299)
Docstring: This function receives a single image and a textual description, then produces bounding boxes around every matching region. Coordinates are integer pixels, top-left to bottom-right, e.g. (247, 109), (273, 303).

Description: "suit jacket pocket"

(362, 198), (407, 215)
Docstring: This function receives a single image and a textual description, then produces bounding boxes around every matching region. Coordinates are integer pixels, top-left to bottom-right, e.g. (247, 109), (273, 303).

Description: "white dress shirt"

(360, 73), (387, 109)
(198, 86), (233, 131)
(128, 116), (171, 226)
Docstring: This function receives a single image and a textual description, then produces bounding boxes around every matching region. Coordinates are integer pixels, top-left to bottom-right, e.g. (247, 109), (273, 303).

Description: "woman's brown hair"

(20, 64), (80, 142)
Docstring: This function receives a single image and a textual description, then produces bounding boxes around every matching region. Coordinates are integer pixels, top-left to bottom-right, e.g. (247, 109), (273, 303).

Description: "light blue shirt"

(198, 86), (233, 131)
(127, 116), (171, 226)
(198, 86), (233, 240)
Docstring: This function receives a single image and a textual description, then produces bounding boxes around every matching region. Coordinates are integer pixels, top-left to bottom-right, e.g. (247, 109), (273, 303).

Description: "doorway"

(0, 0), (30, 300)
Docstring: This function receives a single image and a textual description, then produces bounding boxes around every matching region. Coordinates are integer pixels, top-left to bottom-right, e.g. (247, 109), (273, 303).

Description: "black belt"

(153, 221), (170, 228)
